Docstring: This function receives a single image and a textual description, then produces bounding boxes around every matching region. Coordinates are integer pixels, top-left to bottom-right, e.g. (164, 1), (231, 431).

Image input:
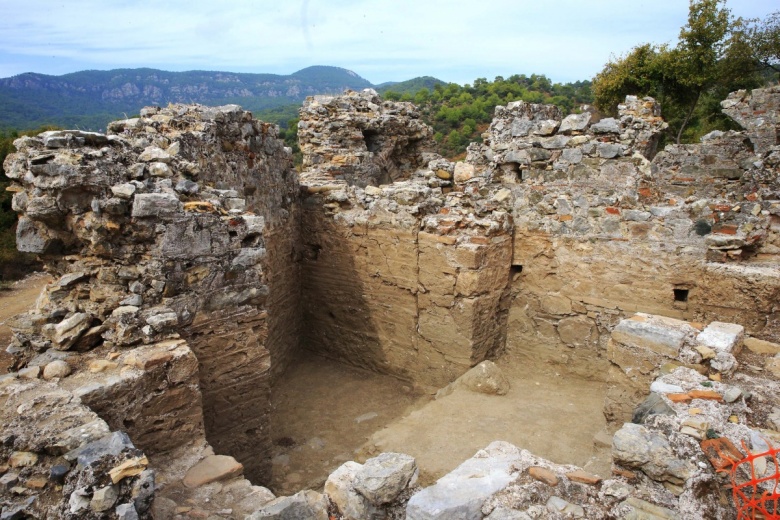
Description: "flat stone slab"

(697, 322), (744, 353)
(612, 314), (693, 357)
(183, 455), (243, 488)
(406, 441), (524, 520)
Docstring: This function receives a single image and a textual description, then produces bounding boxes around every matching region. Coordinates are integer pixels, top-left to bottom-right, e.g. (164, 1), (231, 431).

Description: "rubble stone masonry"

(1, 86), (779, 517)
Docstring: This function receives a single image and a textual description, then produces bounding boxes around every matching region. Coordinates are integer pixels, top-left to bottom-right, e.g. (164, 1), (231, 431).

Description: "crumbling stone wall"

(3, 85), (780, 518)
(457, 91), (780, 391)
(298, 89), (434, 187)
(3, 103), (301, 484)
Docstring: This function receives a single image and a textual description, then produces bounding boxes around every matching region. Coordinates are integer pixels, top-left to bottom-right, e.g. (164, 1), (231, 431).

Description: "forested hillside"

(0, 66), (373, 131)
(382, 75), (594, 157)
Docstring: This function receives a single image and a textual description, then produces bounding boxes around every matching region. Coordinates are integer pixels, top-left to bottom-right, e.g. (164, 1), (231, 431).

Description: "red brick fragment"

(565, 470), (602, 485)
(529, 466), (559, 486)
(689, 389), (723, 402)
(605, 207), (620, 215)
(700, 437), (744, 471)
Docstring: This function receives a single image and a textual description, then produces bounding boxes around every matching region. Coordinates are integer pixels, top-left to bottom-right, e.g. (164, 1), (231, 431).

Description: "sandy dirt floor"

(268, 354), (427, 495)
(0, 272), (50, 371)
(269, 352), (611, 495)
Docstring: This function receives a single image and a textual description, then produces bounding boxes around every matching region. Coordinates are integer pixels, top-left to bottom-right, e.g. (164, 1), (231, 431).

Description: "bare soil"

(269, 352), (611, 495)
(0, 272), (50, 371)
(268, 354), (427, 495)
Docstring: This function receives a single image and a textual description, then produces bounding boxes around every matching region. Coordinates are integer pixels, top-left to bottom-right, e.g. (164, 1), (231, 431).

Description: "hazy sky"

(0, 0), (776, 85)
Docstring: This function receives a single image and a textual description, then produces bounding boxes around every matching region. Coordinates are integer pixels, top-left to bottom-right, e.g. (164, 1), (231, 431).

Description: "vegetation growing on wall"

(593, 0), (779, 144)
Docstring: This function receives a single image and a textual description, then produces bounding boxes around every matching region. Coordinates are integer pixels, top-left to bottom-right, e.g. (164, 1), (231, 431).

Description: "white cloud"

(0, 0), (777, 83)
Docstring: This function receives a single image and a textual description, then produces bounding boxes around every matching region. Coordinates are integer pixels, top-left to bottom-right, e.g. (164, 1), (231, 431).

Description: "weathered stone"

(744, 337), (780, 354)
(406, 441), (523, 520)
(111, 183), (137, 199)
(485, 506), (532, 519)
(591, 118), (620, 133)
(50, 313), (92, 350)
(8, 452), (38, 468)
(697, 322), (744, 353)
(131, 193), (182, 218)
(354, 452), (417, 505)
(116, 503), (140, 520)
(248, 489), (328, 520)
(65, 431), (134, 466)
(183, 455), (243, 488)
(546, 496), (584, 518)
(90, 485), (118, 512)
(138, 146), (172, 163)
(559, 112), (591, 134)
(454, 162), (475, 183)
(767, 354), (780, 379)
(324, 461), (382, 520)
(612, 423), (694, 485)
(612, 316), (690, 357)
(632, 393), (674, 424)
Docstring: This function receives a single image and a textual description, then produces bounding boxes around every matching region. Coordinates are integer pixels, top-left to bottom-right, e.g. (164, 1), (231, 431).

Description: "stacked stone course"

(1, 86), (780, 518)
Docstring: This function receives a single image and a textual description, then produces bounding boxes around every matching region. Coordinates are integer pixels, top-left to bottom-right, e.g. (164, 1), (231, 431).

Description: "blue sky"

(0, 0), (776, 85)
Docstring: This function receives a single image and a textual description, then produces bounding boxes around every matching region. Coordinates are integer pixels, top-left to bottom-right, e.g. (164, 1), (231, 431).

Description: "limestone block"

(15, 216), (54, 253)
(612, 315), (691, 358)
(591, 118), (620, 134)
(767, 354), (780, 379)
(612, 423), (694, 485)
(557, 315), (596, 347)
(50, 312), (92, 350)
(436, 360), (510, 398)
(325, 461), (381, 520)
(248, 489), (328, 520)
(744, 337), (780, 355)
(131, 193), (182, 218)
(540, 294), (572, 316)
(353, 452), (417, 505)
(138, 146), (172, 163)
(43, 360), (72, 380)
(559, 112), (591, 134)
(454, 162), (475, 183)
(696, 322), (744, 354)
(182, 455), (243, 488)
(406, 441), (523, 520)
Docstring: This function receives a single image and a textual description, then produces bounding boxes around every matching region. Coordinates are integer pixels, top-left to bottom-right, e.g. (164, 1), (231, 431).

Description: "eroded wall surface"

(461, 91), (780, 390)
(2, 85), (780, 517)
(3, 103), (300, 483)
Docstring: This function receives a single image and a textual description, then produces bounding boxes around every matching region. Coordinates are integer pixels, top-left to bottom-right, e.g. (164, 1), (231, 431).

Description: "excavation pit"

(267, 351), (612, 496)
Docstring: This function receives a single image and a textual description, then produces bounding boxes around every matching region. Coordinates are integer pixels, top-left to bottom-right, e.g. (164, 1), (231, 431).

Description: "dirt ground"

(268, 355), (427, 495)
(269, 352), (611, 495)
(0, 272), (50, 371)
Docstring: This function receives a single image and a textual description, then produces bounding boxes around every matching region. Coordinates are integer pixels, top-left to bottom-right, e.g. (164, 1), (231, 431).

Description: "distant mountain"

(376, 76), (446, 95)
(0, 66), (382, 131)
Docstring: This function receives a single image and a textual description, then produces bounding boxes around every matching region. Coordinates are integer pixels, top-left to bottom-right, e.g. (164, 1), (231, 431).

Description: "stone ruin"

(0, 86), (778, 519)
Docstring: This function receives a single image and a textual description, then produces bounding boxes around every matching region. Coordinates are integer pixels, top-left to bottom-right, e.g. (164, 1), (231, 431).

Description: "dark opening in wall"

(674, 289), (689, 302)
(362, 129), (381, 153)
(511, 265), (524, 274)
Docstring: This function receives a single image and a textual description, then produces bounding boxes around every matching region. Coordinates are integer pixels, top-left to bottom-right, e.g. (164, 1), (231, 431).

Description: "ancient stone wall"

(461, 91), (780, 389)
(3, 85), (780, 518)
(3, 103), (301, 484)
(298, 174), (513, 388)
(298, 89), (434, 187)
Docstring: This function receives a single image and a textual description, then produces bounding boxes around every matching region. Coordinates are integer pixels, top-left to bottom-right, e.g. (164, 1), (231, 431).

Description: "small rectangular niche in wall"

(673, 288), (689, 302)
(510, 265), (523, 275)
